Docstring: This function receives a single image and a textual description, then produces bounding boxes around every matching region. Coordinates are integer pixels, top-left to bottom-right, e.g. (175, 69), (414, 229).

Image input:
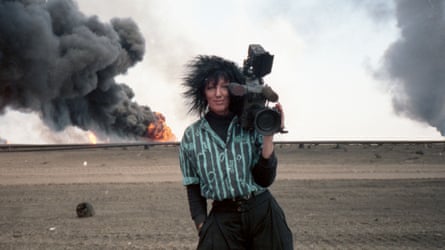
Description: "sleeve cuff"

(183, 177), (200, 186)
(193, 214), (207, 229)
(258, 151), (277, 168)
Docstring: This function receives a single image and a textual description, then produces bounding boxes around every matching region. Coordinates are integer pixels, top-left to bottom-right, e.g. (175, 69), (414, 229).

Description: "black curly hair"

(182, 55), (246, 117)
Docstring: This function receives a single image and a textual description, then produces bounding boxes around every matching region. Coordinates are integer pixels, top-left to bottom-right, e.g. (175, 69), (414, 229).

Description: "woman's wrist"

(262, 135), (274, 159)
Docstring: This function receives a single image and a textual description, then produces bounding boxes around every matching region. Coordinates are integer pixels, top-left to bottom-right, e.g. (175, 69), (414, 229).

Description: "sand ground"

(0, 143), (444, 249)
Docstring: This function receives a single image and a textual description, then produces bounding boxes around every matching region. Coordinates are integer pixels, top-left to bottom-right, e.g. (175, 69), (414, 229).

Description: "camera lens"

(254, 108), (281, 135)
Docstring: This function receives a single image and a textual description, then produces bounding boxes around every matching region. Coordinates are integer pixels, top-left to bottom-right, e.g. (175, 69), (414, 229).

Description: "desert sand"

(0, 142), (444, 249)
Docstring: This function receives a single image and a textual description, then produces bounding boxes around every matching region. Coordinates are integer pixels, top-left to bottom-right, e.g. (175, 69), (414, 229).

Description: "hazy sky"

(1, 0), (443, 143)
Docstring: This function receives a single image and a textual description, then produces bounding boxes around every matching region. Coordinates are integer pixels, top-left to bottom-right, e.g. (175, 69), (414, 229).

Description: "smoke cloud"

(380, 0), (445, 135)
(0, 0), (167, 141)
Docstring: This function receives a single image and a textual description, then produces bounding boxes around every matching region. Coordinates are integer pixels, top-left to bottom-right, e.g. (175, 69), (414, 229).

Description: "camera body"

(229, 44), (282, 135)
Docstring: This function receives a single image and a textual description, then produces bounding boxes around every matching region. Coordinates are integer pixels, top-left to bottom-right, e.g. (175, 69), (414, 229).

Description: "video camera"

(229, 44), (284, 135)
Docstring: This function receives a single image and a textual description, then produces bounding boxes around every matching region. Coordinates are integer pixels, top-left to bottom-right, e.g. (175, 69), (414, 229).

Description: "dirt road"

(1, 143), (444, 249)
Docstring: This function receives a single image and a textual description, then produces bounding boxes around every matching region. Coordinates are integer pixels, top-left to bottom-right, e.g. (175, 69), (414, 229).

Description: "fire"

(147, 112), (176, 142)
(88, 132), (97, 144)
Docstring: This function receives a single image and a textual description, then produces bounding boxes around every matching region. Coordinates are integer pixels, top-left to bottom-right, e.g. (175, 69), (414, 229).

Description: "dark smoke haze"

(0, 0), (164, 141)
(381, 0), (445, 135)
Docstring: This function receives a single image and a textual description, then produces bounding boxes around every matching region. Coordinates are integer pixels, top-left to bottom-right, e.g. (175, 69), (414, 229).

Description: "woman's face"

(205, 77), (230, 116)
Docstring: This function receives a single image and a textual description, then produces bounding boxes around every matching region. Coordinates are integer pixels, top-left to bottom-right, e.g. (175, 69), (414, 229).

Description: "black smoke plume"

(0, 0), (167, 141)
(380, 0), (445, 135)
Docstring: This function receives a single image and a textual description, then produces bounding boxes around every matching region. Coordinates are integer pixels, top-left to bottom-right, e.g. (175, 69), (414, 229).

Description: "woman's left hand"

(274, 102), (285, 132)
(261, 103), (285, 158)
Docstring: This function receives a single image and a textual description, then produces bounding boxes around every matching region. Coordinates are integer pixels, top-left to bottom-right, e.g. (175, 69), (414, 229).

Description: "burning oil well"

(379, 0), (445, 136)
(0, 0), (175, 142)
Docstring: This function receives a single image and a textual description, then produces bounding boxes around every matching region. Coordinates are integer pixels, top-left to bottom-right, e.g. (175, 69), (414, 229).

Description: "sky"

(0, 0), (444, 143)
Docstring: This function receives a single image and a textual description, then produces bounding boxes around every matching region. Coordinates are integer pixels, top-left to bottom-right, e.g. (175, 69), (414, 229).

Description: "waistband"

(212, 189), (270, 213)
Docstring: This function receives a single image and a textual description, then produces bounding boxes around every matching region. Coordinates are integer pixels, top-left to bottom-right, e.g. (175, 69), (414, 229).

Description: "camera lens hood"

(254, 108), (281, 135)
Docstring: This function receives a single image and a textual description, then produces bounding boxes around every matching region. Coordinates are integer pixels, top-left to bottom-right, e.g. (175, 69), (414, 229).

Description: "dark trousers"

(198, 190), (293, 250)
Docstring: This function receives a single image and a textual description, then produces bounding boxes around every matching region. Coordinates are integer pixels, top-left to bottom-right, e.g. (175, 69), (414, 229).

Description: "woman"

(179, 55), (293, 249)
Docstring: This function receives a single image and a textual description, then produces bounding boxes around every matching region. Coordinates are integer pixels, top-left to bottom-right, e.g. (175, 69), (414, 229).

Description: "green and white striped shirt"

(179, 116), (266, 201)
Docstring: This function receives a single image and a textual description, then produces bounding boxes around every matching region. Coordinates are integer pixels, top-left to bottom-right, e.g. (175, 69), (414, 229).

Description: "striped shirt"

(179, 115), (266, 201)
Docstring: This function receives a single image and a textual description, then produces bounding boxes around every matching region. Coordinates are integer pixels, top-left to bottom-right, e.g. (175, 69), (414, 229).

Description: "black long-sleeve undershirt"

(252, 151), (277, 187)
(186, 184), (207, 229)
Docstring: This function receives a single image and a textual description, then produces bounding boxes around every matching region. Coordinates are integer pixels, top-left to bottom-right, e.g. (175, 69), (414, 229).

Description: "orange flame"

(147, 112), (176, 142)
(88, 132), (97, 144)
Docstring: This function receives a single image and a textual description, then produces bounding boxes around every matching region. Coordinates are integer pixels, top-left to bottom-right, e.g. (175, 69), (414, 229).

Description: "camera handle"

(229, 82), (279, 102)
